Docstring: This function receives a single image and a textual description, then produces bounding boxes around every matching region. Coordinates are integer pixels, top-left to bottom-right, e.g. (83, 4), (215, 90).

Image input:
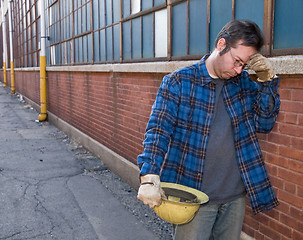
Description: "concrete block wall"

(1, 64), (302, 240)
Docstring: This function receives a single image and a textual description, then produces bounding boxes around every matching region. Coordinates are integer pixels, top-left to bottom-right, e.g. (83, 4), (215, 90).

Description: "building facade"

(1, 1), (303, 239)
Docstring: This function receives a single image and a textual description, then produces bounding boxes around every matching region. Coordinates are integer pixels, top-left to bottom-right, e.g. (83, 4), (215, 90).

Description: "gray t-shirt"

(201, 78), (246, 204)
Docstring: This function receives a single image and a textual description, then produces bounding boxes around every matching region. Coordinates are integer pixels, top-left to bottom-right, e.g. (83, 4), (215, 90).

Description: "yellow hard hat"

(153, 182), (209, 225)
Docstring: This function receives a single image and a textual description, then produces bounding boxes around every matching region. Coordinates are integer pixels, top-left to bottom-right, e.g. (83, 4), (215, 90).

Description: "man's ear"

(216, 38), (227, 52)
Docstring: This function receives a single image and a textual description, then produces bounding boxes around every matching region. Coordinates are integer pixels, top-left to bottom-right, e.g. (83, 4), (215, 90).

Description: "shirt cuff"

(139, 162), (160, 176)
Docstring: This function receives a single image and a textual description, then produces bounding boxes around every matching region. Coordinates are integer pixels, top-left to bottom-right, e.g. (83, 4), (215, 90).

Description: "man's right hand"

(248, 53), (275, 82)
(137, 174), (166, 208)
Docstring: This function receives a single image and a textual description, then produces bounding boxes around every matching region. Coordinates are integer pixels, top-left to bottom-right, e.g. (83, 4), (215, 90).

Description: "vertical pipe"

(1, 0), (7, 87)
(38, 0), (47, 121)
(8, 0), (14, 94)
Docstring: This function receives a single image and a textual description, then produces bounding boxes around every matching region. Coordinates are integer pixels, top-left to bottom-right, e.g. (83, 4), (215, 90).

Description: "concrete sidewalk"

(0, 84), (160, 240)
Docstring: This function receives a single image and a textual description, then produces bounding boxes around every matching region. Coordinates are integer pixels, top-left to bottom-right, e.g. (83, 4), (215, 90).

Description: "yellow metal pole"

(38, 0), (47, 121)
(38, 56), (47, 121)
(3, 62), (7, 87)
(10, 61), (14, 94)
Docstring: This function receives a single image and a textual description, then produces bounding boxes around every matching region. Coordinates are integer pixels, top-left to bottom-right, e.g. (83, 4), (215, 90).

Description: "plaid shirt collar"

(198, 54), (240, 86)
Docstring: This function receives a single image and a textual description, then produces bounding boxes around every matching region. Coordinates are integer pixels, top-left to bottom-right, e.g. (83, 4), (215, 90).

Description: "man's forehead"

(232, 42), (257, 62)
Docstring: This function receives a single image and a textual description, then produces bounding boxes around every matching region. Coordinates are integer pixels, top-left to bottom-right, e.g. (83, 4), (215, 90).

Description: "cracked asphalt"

(0, 84), (173, 240)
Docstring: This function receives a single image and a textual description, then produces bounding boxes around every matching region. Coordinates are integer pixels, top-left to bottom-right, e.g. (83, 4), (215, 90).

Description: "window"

(12, 0), (40, 67)
(121, 1), (167, 61)
(155, 9), (167, 58)
(74, 0), (93, 63)
(92, 0), (120, 63)
(273, 0), (303, 55)
(7, 0), (303, 68)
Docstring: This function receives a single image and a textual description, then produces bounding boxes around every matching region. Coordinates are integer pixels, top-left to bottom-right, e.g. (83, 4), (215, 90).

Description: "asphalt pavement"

(0, 83), (162, 240)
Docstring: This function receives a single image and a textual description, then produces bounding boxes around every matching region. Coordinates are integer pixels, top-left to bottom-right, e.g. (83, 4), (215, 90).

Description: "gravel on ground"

(52, 130), (173, 240)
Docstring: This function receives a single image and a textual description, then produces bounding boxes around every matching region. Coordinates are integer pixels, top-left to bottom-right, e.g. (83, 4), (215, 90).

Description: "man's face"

(213, 39), (257, 80)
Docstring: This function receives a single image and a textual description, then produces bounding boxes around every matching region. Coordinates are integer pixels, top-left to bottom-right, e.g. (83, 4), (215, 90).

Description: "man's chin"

(221, 75), (231, 80)
(224, 73), (238, 79)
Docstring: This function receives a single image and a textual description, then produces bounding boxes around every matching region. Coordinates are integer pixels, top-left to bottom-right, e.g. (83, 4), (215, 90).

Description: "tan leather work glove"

(137, 174), (166, 208)
(248, 53), (274, 82)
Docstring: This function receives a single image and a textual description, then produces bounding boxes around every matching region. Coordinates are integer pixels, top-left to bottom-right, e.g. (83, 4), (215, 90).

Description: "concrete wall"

(1, 57), (303, 240)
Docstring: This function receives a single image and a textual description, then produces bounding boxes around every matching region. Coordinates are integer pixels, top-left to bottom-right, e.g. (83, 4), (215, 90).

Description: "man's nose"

(234, 66), (243, 74)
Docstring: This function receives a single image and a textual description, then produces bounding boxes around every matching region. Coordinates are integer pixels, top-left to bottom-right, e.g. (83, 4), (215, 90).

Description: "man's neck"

(205, 53), (218, 78)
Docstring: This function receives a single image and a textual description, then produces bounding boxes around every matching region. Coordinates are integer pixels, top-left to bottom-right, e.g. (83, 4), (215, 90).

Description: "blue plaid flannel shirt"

(137, 55), (280, 214)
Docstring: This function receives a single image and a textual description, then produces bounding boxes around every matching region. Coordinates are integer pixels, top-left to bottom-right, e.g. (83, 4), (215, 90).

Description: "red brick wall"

(1, 69), (302, 240)
(243, 75), (303, 240)
(15, 71), (40, 104)
(47, 71), (164, 165)
(1, 71), (40, 104)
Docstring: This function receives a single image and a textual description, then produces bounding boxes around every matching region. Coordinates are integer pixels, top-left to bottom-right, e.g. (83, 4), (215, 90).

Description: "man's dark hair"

(214, 19), (264, 55)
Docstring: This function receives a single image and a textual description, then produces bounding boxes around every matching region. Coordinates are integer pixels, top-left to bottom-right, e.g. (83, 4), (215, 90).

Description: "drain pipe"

(1, 0), (7, 88)
(8, 0), (14, 94)
(38, 0), (47, 121)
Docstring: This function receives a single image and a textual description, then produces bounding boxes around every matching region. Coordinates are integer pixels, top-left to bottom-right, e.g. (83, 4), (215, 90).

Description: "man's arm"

(249, 54), (280, 133)
(137, 73), (181, 207)
(137, 73), (181, 175)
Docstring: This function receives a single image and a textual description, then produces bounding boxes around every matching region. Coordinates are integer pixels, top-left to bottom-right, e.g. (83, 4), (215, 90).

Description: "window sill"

(12, 55), (303, 75)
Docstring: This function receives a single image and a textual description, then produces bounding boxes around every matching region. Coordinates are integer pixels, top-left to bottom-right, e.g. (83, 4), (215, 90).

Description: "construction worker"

(137, 20), (280, 240)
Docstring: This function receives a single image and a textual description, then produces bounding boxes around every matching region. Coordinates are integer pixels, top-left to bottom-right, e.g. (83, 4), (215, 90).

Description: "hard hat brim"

(153, 182), (209, 225)
(160, 182), (209, 205)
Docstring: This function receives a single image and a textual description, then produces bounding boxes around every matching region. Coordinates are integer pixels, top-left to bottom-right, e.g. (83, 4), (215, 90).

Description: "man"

(137, 20), (280, 240)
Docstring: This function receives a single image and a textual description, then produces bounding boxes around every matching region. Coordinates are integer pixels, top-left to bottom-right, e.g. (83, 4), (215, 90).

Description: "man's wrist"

(140, 182), (154, 186)
(257, 74), (277, 82)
